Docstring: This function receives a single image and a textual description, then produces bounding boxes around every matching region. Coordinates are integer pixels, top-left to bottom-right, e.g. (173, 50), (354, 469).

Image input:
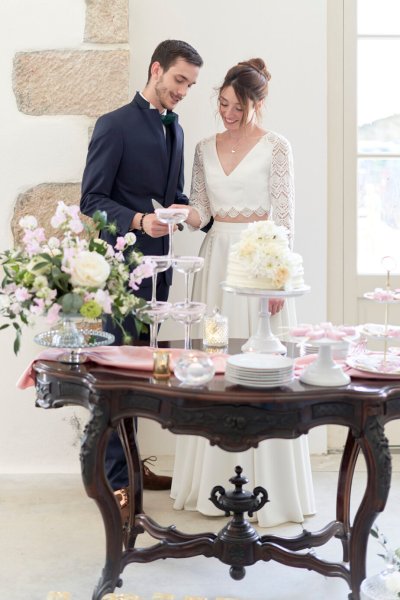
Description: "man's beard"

(155, 79), (170, 110)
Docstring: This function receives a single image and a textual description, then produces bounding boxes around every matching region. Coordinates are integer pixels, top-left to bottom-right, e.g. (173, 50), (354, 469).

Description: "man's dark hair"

(147, 39), (203, 81)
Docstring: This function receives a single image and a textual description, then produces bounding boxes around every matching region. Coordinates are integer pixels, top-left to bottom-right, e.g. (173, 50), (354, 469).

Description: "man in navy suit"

(80, 40), (203, 498)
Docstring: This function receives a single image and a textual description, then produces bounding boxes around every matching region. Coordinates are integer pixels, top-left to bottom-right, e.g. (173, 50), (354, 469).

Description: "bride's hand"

(169, 204), (201, 228)
(268, 298), (285, 316)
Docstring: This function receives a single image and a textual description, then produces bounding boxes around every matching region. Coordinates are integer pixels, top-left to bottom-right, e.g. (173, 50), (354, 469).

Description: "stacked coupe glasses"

(138, 208), (206, 349)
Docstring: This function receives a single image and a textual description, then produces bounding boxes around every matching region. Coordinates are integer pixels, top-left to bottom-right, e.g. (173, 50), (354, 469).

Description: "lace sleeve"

(269, 133), (295, 248)
(188, 141), (212, 230)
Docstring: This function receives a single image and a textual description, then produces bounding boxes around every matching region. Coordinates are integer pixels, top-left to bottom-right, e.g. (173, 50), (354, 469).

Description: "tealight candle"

(203, 308), (228, 348)
(152, 350), (171, 379)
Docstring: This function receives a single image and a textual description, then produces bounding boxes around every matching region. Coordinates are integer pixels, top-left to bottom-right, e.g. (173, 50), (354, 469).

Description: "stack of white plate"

(303, 341), (349, 360)
(225, 353), (294, 388)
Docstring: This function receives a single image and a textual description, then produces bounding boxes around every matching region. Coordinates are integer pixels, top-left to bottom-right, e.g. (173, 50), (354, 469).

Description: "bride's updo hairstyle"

(218, 58), (271, 125)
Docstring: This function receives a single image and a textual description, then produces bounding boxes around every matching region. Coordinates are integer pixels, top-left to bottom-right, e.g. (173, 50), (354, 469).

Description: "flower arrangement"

(371, 524), (400, 596)
(0, 202), (153, 353)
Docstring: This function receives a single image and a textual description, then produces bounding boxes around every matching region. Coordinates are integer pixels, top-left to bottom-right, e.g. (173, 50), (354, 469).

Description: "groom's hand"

(144, 213), (170, 237)
(268, 298), (285, 316)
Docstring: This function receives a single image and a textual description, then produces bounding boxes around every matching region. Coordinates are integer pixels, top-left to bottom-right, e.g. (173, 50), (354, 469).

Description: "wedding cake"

(225, 221), (304, 290)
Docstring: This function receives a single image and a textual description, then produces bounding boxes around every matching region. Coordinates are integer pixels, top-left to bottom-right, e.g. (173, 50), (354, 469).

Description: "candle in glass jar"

(203, 308), (228, 348)
(152, 350), (171, 379)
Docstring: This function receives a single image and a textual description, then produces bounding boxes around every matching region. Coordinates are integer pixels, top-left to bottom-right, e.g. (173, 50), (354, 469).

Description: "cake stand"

(299, 339), (351, 386)
(221, 283), (310, 354)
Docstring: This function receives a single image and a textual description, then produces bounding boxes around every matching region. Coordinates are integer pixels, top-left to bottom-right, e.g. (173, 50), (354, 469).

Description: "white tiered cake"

(225, 220), (304, 290)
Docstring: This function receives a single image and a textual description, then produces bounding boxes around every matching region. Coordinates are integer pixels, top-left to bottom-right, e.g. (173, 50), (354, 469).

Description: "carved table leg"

(348, 417), (391, 600)
(80, 402), (124, 600)
(336, 428), (360, 562)
(117, 418), (144, 549)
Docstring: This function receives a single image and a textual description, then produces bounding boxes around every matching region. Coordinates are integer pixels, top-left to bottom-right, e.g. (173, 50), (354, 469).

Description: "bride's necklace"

(227, 134), (245, 154)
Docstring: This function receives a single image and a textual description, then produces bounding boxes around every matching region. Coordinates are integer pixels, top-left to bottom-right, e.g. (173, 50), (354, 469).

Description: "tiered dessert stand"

(221, 283), (310, 354)
(348, 257), (400, 376)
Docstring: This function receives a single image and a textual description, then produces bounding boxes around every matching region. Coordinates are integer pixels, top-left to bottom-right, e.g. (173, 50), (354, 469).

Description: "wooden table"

(33, 350), (399, 600)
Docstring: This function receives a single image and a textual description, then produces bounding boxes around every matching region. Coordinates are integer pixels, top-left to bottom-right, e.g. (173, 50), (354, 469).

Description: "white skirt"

(171, 221), (316, 527)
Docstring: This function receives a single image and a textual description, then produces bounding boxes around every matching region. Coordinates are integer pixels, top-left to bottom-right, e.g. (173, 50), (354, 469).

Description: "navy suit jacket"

(80, 92), (189, 288)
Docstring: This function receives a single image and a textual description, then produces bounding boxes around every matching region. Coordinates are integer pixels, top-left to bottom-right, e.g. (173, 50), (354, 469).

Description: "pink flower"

(93, 289), (112, 313)
(46, 303), (62, 325)
(15, 287), (31, 302)
(129, 262), (153, 290)
(115, 237), (126, 251)
(30, 298), (45, 316)
(68, 219), (84, 234)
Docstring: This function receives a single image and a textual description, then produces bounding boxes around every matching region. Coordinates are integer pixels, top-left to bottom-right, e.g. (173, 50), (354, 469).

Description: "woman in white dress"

(170, 58), (315, 527)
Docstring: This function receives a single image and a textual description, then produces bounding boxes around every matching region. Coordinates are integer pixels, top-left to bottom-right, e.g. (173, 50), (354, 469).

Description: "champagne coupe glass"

(137, 302), (171, 348)
(170, 301), (206, 350)
(171, 256), (204, 306)
(155, 207), (189, 259)
(145, 255), (172, 307)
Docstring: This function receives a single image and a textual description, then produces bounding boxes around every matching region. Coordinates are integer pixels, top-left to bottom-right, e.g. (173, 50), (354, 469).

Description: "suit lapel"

(164, 118), (183, 201)
(133, 93), (182, 204)
(133, 93), (169, 174)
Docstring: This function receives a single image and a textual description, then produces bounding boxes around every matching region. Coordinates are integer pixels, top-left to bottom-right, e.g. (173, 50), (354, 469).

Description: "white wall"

(0, 0), (327, 473)
(0, 0), (90, 473)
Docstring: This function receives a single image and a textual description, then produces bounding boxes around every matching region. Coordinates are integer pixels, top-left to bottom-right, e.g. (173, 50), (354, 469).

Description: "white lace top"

(189, 131), (295, 246)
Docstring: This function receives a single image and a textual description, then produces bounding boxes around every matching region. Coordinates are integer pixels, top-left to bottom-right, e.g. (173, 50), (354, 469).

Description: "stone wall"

(11, 0), (129, 239)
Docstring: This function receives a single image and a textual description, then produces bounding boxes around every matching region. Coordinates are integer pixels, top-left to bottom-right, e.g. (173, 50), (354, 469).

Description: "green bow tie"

(160, 113), (176, 126)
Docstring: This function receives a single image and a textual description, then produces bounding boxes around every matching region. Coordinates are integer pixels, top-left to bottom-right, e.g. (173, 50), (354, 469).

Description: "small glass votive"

(203, 308), (228, 348)
(174, 350), (215, 386)
(152, 350), (171, 379)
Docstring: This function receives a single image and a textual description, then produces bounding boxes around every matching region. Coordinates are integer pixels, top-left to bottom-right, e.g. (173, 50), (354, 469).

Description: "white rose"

(70, 251), (111, 288)
(124, 232), (137, 246)
(385, 570), (400, 594)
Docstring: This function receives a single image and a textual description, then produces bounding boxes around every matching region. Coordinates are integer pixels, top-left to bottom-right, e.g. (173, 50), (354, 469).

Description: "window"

(357, 0), (400, 274)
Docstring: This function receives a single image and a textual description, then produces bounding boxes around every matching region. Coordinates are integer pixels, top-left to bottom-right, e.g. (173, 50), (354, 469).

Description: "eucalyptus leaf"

(61, 293), (83, 314)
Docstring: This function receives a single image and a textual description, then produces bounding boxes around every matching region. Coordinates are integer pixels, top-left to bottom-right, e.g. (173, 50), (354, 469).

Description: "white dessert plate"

(225, 374), (294, 389)
(225, 371), (293, 384)
(227, 353), (294, 371)
(359, 323), (400, 339)
(346, 354), (400, 376)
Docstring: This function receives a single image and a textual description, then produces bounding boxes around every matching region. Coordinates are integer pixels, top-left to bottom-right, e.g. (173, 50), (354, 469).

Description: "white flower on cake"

(226, 220), (304, 290)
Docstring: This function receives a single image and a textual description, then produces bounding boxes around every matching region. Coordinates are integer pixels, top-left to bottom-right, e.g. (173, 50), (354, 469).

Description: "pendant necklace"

(229, 135), (245, 154)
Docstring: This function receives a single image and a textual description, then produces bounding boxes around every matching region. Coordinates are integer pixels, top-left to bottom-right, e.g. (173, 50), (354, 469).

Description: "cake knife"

(151, 198), (184, 231)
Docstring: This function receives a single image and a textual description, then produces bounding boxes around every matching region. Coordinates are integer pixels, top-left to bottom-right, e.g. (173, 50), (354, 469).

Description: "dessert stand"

(355, 257), (400, 375)
(290, 324), (359, 387)
(299, 338), (351, 386)
(221, 283), (310, 354)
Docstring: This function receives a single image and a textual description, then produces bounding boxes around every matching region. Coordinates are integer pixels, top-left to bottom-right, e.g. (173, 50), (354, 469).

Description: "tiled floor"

(2, 454), (399, 600)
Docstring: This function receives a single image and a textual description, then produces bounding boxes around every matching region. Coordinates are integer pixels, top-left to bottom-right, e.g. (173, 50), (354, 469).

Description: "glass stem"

(168, 224), (173, 258)
(149, 321), (158, 348)
(184, 272), (189, 306)
(184, 323), (191, 350)
(151, 272), (158, 306)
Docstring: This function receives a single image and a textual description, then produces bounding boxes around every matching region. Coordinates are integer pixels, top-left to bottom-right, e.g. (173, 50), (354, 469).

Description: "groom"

(80, 40), (203, 499)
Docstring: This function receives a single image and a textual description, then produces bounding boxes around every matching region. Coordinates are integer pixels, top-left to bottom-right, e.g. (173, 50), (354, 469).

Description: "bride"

(170, 58), (315, 527)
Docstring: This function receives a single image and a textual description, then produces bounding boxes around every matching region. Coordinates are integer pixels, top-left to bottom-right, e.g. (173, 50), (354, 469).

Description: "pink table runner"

(18, 349), (398, 390)
(17, 346), (229, 390)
